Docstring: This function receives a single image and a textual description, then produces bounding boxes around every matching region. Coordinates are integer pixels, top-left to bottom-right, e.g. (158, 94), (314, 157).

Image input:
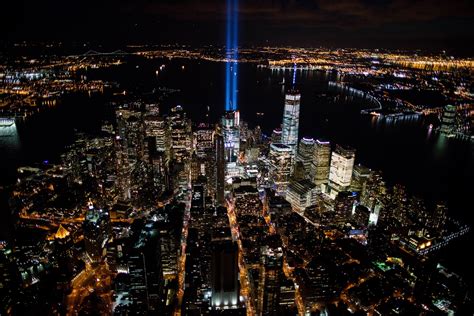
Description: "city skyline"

(0, 0), (473, 315)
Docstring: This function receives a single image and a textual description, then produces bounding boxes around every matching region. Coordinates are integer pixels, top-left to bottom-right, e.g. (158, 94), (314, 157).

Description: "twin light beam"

(225, 0), (238, 111)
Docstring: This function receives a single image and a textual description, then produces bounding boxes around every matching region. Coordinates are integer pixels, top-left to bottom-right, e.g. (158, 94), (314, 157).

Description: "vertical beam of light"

(231, 0), (238, 111)
(225, 0), (238, 111)
(225, 0), (232, 111)
(292, 62), (297, 87)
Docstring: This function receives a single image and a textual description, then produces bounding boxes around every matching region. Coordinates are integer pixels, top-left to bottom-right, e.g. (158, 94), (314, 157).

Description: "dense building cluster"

(0, 41), (472, 316)
(1, 72), (471, 315)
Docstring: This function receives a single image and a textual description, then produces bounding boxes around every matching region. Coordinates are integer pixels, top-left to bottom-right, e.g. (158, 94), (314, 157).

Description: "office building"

(222, 110), (241, 177)
(215, 126), (225, 205)
(268, 143), (294, 195)
(329, 145), (356, 190)
(351, 164), (371, 192)
(281, 90), (301, 152)
(312, 140), (331, 187)
(145, 112), (169, 157)
(168, 105), (192, 162)
(83, 203), (110, 263)
(285, 179), (318, 213)
(211, 238), (239, 309)
(295, 137), (315, 179)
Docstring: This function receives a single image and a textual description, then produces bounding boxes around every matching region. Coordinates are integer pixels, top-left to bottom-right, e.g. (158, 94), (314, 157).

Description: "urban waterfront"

(1, 58), (472, 303)
(2, 2), (474, 313)
(2, 59), (472, 217)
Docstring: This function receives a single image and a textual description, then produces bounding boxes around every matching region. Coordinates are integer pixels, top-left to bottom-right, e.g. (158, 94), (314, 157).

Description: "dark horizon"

(3, 0), (474, 53)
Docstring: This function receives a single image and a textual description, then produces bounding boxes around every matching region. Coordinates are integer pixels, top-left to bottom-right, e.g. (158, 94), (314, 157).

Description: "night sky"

(3, 0), (474, 50)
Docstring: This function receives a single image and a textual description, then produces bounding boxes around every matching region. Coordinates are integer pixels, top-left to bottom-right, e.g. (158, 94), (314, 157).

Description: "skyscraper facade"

(145, 113), (169, 156)
(215, 126), (225, 205)
(296, 137), (315, 179)
(312, 140), (331, 187)
(83, 203), (110, 263)
(222, 110), (241, 177)
(286, 179), (318, 213)
(115, 109), (146, 201)
(329, 145), (356, 189)
(211, 238), (239, 309)
(281, 90), (301, 152)
(269, 143), (294, 195)
(350, 164), (371, 192)
(193, 123), (216, 198)
(168, 105), (192, 163)
(439, 104), (457, 135)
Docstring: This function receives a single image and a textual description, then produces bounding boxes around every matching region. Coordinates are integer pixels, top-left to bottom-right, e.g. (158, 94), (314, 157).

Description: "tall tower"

(193, 123), (216, 198)
(168, 105), (192, 163)
(329, 145), (356, 191)
(145, 111), (169, 157)
(115, 109), (145, 201)
(211, 237), (239, 309)
(222, 110), (241, 177)
(313, 139), (331, 187)
(145, 109), (169, 194)
(215, 126), (225, 205)
(83, 203), (110, 263)
(281, 64), (300, 153)
(269, 143), (294, 195)
(296, 137), (315, 179)
(439, 104), (457, 135)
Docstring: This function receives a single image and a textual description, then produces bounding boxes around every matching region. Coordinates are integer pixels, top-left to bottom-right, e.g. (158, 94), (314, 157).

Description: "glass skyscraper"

(281, 90), (301, 153)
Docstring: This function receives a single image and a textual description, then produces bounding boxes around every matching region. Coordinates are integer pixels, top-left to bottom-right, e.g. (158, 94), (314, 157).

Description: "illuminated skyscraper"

(312, 140), (331, 187)
(269, 143), (294, 195)
(350, 164), (371, 192)
(211, 233), (239, 309)
(329, 145), (356, 191)
(115, 109), (145, 201)
(145, 112), (169, 156)
(360, 171), (385, 212)
(195, 123), (214, 156)
(222, 110), (241, 177)
(168, 105), (192, 163)
(168, 105), (192, 191)
(215, 126), (225, 205)
(296, 137), (315, 179)
(116, 109), (145, 162)
(193, 123), (216, 198)
(83, 203), (110, 263)
(145, 111), (170, 194)
(286, 179), (318, 213)
(281, 90), (301, 152)
(439, 104), (457, 135)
